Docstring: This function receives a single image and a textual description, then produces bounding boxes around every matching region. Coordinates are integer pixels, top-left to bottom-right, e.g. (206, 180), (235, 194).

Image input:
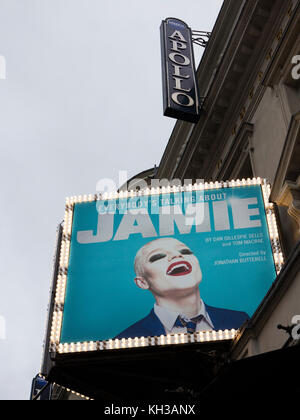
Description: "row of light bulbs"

(65, 177), (266, 204)
(56, 329), (238, 354)
(50, 178), (284, 353)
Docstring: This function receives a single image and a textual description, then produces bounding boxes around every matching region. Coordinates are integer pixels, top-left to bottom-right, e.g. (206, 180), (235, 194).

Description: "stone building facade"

(157, 0), (300, 362)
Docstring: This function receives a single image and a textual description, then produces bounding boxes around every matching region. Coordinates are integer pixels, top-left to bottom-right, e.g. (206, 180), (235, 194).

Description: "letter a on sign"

(169, 30), (187, 42)
(160, 18), (200, 123)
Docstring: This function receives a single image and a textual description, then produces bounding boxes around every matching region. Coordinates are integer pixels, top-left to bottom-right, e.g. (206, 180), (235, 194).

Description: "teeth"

(167, 263), (189, 275)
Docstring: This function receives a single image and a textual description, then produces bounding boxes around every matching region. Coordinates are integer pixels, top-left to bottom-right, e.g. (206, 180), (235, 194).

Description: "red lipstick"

(166, 261), (192, 276)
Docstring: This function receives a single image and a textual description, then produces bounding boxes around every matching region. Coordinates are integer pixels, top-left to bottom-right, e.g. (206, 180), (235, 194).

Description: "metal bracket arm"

(192, 31), (211, 48)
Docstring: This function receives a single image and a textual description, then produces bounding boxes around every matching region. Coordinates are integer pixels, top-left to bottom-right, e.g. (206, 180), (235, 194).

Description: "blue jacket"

(115, 305), (249, 339)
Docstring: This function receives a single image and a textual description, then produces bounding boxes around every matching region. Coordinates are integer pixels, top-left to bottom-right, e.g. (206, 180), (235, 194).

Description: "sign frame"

(48, 178), (283, 356)
(160, 17), (201, 123)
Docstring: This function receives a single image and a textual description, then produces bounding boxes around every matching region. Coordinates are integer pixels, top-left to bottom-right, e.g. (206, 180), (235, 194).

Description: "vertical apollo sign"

(160, 18), (200, 123)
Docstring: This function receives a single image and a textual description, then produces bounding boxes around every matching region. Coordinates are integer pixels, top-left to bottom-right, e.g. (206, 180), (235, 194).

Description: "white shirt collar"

(154, 299), (214, 331)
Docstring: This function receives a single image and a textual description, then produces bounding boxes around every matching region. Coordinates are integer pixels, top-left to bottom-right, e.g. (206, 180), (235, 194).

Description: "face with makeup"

(134, 238), (202, 299)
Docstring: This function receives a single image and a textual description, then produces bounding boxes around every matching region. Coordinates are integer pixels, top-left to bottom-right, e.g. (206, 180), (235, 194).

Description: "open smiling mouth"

(166, 261), (193, 276)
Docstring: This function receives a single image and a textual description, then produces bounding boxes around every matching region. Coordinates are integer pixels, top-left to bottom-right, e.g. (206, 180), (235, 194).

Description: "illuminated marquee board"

(50, 178), (283, 355)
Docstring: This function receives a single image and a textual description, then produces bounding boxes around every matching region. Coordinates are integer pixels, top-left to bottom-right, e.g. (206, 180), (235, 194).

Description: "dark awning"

(199, 343), (300, 404)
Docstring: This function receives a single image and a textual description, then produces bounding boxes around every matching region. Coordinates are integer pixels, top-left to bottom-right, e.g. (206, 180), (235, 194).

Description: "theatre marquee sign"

(160, 18), (200, 123)
(48, 178), (283, 356)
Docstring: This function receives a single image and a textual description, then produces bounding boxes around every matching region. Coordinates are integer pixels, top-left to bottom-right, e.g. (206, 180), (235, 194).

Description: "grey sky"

(0, 0), (222, 400)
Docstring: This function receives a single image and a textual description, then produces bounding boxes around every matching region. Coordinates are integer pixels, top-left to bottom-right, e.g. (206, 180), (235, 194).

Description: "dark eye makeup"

(149, 253), (167, 263)
(149, 248), (193, 263)
(180, 248), (193, 255)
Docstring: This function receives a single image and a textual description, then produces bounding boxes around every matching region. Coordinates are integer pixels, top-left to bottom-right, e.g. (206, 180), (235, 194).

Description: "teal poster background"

(61, 185), (276, 343)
